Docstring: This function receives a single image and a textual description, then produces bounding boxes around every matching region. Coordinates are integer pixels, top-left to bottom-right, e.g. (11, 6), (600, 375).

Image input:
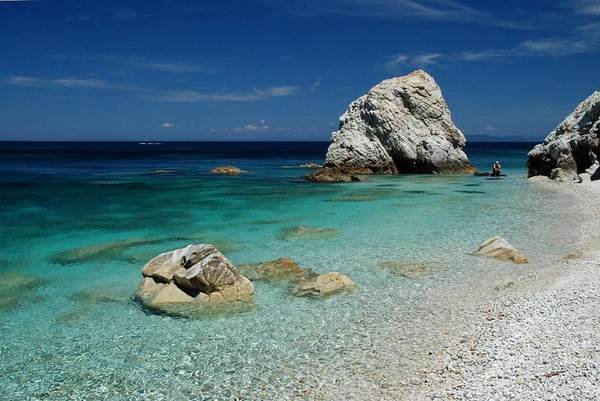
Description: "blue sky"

(1, 0), (599, 141)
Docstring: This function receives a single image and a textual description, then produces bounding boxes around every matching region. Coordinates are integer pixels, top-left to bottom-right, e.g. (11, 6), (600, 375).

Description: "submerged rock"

(0, 271), (43, 291)
(378, 261), (430, 278)
(239, 258), (355, 298)
(278, 226), (338, 241)
(211, 166), (245, 175)
(474, 236), (528, 264)
(137, 244), (254, 316)
(293, 272), (356, 297)
(237, 258), (316, 284)
(51, 238), (163, 266)
(0, 271), (44, 310)
(305, 167), (363, 183)
(563, 249), (585, 260)
(527, 91), (600, 181)
(307, 70), (474, 182)
(70, 287), (130, 304)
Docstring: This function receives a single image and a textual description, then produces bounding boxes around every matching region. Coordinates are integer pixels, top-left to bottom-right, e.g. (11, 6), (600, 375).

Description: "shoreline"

(413, 180), (600, 400)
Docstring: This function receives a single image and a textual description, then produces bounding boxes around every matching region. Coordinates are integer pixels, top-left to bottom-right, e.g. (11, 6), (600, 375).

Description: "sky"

(0, 0), (599, 141)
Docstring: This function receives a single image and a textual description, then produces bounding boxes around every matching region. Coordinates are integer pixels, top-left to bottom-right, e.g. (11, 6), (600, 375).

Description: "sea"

(0, 141), (584, 400)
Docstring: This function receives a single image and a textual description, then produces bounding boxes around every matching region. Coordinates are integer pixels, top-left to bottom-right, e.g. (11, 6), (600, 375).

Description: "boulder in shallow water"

(137, 244), (254, 316)
(210, 166), (244, 175)
(293, 272), (355, 297)
(474, 236), (528, 264)
(527, 91), (600, 182)
(307, 70), (475, 182)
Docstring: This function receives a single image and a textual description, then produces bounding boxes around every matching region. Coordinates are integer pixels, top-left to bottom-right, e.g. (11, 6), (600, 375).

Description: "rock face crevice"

(528, 91), (600, 181)
(308, 70), (474, 181)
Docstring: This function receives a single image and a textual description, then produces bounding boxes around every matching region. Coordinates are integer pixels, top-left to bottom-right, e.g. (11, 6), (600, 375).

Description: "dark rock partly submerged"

(306, 70), (475, 182)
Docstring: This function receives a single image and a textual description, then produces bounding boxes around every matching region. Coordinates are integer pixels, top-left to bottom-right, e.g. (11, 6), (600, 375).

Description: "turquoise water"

(0, 142), (583, 400)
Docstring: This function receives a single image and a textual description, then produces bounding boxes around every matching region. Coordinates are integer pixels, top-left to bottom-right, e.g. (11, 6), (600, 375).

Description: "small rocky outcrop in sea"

(528, 91), (600, 182)
(293, 272), (356, 297)
(210, 166), (245, 175)
(474, 236), (528, 264)
(136, 244), (254, 315)
(239, 258), (356, 297)
(306, 70), (474, 182)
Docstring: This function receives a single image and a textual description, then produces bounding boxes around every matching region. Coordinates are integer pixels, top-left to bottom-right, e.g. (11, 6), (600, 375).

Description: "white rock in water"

(137, 244), (254, 316)
(528, 90), (600, 182)
(314, 70), (474, 177)
(475, 236), (528, 264)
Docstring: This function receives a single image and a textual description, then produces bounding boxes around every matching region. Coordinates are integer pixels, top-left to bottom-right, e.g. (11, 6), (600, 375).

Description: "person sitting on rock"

(492, 161), (502, 176)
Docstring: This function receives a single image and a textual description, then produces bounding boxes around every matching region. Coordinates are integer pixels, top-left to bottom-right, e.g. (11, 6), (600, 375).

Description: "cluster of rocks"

(528, 91), (600, 183)
(136, 247), (355, 316)
(307, 70), (475, 182)
(238, 258), (355, 297)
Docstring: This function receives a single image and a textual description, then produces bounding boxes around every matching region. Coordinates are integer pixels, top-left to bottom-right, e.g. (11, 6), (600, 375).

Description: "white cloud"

(571, 0), (600, 15)
(8, 76), (109, 88)
(127, 61), (211, 73)
(389, 21), (600, 69)
(310, 76), (322, 92)
(161, 122), (175, 128)
(6, 75), (301, 103)
(253, 86), (299, 97)
(484, 125), (496, 132)
(157, 91), (262, 102)
(386, 52), (442, 70)
(233, 121), (271, 132)
(157, 86), (299, 103)
(262, 0), (522, 28)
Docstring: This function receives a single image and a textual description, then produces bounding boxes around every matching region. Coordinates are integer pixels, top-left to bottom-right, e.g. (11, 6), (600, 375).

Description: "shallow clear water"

(0, 142), (583, 400)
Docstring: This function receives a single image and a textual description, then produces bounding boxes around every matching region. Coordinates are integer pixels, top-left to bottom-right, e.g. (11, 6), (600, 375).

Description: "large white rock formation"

(308, 70), (474, 181)
(528, 91), (600, 182)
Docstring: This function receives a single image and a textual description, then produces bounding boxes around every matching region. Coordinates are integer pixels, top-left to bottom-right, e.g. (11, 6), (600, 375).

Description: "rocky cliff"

(528, 91), (600, 182)
(308, 70), (474, 182)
